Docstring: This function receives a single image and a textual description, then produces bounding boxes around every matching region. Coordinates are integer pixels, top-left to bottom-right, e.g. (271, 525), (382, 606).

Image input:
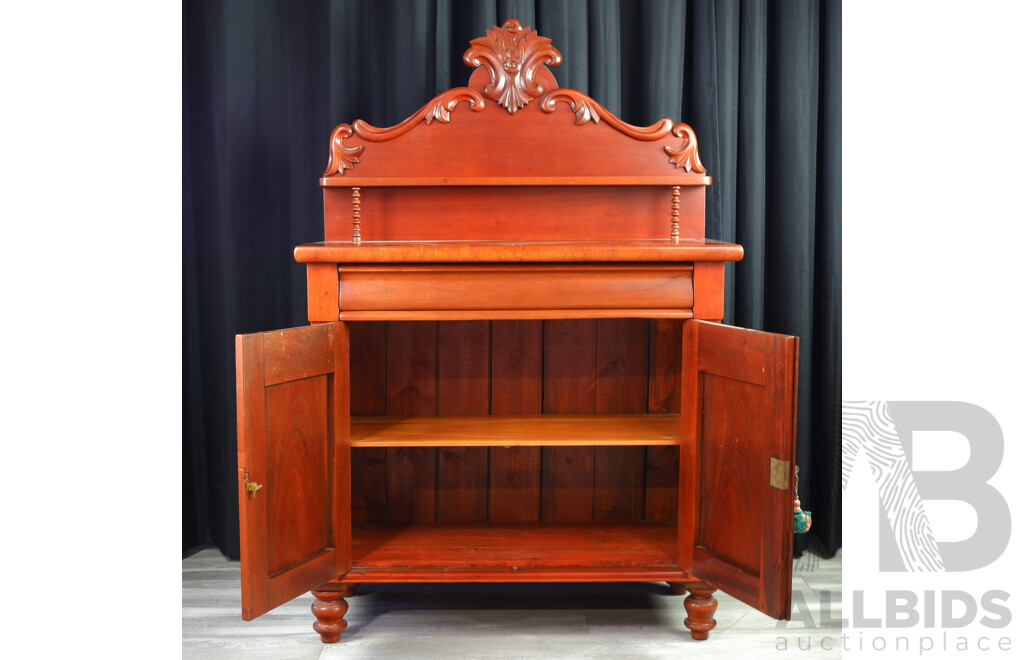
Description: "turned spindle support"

(683, 581), (718, 641)
(351, 186), (362, 244)
(311, 582), (357, 644)
(670, 185), (680, 244)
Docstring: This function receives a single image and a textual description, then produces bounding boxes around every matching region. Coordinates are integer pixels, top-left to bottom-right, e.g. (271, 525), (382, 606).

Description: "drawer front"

(337, 264), (694, 313)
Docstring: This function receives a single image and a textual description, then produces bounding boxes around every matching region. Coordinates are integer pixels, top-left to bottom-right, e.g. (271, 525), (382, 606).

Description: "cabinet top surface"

(295, 239), (742, 263)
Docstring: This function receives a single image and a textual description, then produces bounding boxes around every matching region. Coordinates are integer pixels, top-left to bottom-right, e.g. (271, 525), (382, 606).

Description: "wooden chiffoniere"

(235, 20), (799, 644)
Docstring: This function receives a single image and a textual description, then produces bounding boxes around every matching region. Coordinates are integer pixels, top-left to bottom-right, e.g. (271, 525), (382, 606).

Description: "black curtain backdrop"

(184, 0), (841, 559)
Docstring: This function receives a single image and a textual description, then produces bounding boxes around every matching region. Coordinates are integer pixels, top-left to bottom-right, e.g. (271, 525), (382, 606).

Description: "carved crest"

(463, 19), (562, 114)
(323, 20), (706, 177)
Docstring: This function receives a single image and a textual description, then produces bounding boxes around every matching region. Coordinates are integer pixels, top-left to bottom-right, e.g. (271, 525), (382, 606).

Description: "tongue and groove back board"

(348, 318), (683, 525)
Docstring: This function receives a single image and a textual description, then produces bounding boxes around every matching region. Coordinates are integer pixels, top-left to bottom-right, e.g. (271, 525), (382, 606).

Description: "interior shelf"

(349, 414), (680, 447)
(345, 522), (686, 582)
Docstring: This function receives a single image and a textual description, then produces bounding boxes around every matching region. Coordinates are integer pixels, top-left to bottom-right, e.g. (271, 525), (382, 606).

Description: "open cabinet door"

(235, 322), (352, 620)
(680, 320), (799, 619)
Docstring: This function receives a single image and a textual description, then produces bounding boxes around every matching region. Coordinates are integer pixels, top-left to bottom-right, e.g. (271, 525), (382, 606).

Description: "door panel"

(680, 320), (798, 619)
(265, 376), (330, 575)
(698, 374), (765, 573)
(236, 323), (352, 621)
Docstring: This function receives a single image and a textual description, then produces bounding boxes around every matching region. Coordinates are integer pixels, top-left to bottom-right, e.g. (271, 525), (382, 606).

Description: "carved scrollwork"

(463, 19), (562, 114)
(323, 88), (485, 176)
(664, 123), (706, 173)
(424, 89), (481, 124)
(354, 88), (486, 139)
(540, 88), (678, 139)
(323, 124), (364, 176)
(539, 89), (600, 124)
(541, 89), (706, 172)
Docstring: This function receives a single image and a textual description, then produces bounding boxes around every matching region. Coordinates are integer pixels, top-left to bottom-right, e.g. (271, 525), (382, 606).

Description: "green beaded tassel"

(793, 502), (812, 534)
(793, 465), (812, 534)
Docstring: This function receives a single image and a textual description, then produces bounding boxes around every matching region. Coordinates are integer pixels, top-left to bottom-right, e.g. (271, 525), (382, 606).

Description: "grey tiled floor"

(183, 548), (841, 659)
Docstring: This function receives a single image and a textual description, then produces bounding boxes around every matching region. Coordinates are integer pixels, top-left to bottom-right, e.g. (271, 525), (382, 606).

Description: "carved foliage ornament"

(664, 124), (705, 173)
(540, 89), (706, 173)
(325, 124), (363, 175)
(463, 19), (562, 114)
(323, 88), (485, 177)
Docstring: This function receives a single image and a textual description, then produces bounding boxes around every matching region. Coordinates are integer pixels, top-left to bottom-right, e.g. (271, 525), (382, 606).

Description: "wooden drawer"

(335, 264), (694, 319)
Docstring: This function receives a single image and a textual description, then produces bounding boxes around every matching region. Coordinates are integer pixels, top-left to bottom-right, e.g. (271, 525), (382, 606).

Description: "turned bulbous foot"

(683, 581), (718, 641)
(311, 582), (357, 643)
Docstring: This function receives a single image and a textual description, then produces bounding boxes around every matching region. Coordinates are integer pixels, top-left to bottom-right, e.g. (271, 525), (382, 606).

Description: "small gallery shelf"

(349, 414), (681, 447)
(320, 175), (712, 187)
(344, 522), (687, 582)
